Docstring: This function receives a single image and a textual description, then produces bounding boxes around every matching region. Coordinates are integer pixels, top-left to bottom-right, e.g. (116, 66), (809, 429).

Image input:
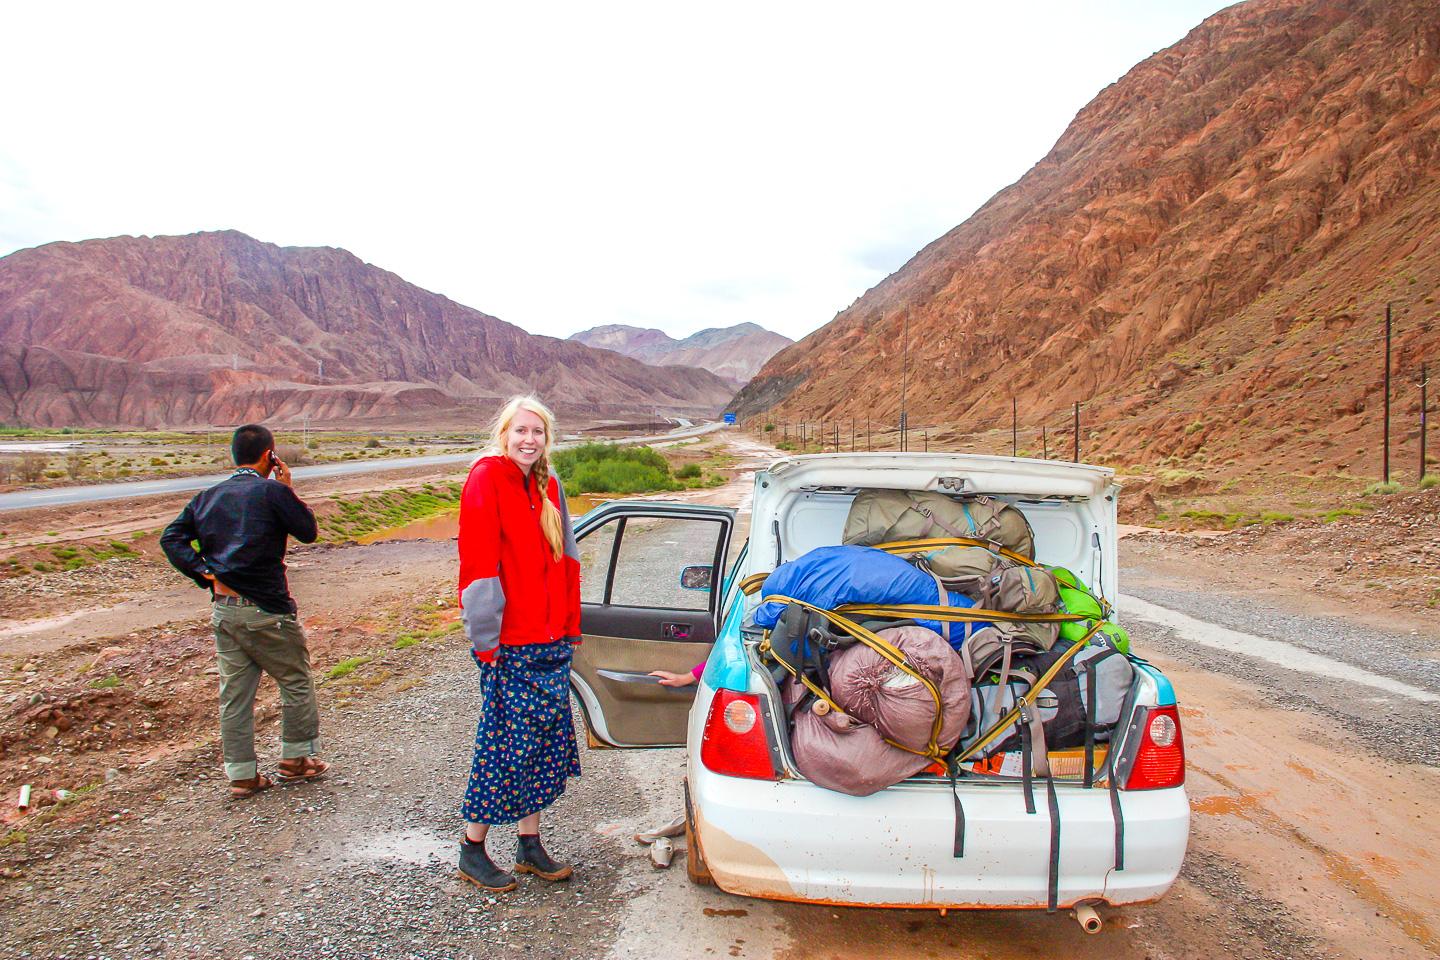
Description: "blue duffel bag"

(753, 545), (991, 648)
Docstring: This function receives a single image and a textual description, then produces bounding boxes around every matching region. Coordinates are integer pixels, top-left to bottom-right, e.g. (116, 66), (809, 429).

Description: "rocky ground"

(1, 434), (1437, 958)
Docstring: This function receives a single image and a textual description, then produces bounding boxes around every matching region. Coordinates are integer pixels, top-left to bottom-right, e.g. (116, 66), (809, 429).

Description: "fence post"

(1073, 402), (1081, 463)
(1043, 424), (1048, 460)
(1421, 362), (1429, 484)
(851, 417), (856, 452)
(1011, 397), (1018, 457)
(1383, 302), (1392, 484)
(924, 429), (929, 453)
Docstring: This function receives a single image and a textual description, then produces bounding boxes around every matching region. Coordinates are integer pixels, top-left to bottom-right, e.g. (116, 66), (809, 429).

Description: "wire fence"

(737, 306), (1436, 484)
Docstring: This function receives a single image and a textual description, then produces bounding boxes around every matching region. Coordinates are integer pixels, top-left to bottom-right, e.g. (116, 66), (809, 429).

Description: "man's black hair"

(232, 424), (275, 466)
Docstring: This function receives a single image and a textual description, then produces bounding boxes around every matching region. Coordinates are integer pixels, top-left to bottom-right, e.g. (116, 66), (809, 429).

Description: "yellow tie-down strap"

(750, 590), (1106, 768)
(757, 594), (947, 763)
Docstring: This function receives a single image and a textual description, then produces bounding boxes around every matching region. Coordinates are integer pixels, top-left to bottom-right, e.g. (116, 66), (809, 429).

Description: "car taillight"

(700, 690), (779, 781)
(1125, 705), (1185, 790)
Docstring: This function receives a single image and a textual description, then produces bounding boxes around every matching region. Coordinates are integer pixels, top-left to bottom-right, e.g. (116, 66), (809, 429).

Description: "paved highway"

(0, 421), (724, 512)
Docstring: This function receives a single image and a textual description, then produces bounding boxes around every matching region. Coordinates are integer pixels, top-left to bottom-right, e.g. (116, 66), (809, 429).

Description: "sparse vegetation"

(322, 483), (463, 542)
(1422, 474), (1438, 490)
(1363, 481), (1402, 496)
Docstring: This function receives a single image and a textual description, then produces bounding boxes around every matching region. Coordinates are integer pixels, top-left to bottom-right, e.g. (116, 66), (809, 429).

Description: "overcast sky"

(2, 2), (1234, 342)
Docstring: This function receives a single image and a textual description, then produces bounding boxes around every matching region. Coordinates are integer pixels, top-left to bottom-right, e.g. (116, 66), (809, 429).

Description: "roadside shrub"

(65, 453), (87, 479)
(763, 423), (775, 433)
(676, 463), (702, 479)
(1422, 474), (1438, 490)
(552, 443), (678, 494)
(1363, 481), (1401, 496)
(276, 444), (311, 466)
(365, 438), (382, 448)
(0, 458), (13, 483)
(16, 453), (47, 482)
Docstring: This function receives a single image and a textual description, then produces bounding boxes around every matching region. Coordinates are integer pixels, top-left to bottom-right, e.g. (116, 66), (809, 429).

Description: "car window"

(609, 516), (726, 611)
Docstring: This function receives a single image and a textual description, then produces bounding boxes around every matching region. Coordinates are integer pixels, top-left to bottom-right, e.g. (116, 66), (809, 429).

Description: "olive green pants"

(212, 603), (320, 781)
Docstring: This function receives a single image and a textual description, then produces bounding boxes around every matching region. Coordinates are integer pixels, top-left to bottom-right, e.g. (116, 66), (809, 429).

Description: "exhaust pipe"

(1073, 903), (1102, 934)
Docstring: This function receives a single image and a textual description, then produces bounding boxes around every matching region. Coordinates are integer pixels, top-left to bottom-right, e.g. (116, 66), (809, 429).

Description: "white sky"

(1, 2), (1234, 342)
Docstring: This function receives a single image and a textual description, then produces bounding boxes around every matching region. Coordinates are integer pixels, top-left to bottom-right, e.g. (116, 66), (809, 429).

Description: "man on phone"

(161, 423), (330, 798)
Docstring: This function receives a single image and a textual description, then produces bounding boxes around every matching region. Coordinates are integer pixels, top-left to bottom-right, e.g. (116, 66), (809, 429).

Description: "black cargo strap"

(948, 760), (966, 858)
(1018, 705), (1036, 815)
(1107, 744), (1125, 871)
(1046, 774), (1061, 913)
(1083, 662), (1097, 789)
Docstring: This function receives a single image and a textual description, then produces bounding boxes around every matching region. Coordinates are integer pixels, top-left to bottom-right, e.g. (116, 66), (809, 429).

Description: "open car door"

(571, 501), (736, 748)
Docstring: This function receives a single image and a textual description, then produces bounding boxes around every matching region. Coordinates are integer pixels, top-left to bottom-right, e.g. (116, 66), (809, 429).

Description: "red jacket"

(457, 456), (581, 662)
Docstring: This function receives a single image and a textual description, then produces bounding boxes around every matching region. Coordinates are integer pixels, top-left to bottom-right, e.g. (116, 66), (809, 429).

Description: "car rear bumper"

(689, 762), (1189, 908)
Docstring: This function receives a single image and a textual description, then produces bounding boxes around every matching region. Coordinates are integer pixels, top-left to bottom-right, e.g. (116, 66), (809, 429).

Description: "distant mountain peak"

(570, 322), (792, 387)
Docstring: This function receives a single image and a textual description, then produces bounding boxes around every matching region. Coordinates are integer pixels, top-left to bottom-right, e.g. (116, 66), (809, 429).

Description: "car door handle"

(662, 622), (692, 640)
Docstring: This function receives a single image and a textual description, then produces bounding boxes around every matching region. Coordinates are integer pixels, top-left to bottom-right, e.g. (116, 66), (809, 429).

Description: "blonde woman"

(456, 395), (582, 892)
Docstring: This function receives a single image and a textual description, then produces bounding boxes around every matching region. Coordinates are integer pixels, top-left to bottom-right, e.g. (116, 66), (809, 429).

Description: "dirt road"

(2, 436), (1437, 959)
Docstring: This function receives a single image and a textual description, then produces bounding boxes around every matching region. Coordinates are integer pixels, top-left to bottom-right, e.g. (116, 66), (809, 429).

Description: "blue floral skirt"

(461, 640), (582, 825)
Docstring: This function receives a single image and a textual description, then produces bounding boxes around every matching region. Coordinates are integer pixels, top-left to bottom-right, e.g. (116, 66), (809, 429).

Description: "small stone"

(105, 767), (120, 783)
(42, 726), (59, 739)
(250, 908), (266, 918)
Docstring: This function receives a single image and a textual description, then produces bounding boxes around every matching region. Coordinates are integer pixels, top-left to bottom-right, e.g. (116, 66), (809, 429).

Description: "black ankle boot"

(458, 838), (517, 892)
(514, 833), (573, 881)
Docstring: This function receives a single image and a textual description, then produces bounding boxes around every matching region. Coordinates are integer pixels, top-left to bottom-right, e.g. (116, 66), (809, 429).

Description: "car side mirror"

(679, 565), (713, 591)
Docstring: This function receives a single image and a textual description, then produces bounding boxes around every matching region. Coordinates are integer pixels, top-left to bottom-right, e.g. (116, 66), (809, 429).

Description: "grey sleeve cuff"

(460, 576), (505, 658)
(552, 473), (580, 562)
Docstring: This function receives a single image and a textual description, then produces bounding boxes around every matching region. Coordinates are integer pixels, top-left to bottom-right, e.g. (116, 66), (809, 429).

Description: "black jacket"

(160, 470), (318, 614)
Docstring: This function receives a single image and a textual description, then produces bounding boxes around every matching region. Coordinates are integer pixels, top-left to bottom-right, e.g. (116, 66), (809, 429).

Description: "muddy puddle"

(357, 494), (613, 544)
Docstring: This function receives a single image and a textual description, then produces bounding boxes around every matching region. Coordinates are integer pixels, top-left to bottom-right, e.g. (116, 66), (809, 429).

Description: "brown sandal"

(277, 757), (331, 783)
(229, 773), (275, 799)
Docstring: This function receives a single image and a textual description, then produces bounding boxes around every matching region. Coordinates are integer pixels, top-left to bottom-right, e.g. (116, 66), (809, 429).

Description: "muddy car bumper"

(690, 763), (1189, 908)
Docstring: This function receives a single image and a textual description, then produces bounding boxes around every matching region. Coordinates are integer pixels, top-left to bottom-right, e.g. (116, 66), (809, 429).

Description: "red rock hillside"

(0, 231), (735, 429)
(732, 0), (1440, 480)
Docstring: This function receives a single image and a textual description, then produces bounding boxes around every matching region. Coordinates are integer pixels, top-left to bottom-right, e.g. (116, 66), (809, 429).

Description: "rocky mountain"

(570, 322), (793, 387)
(733, 0), (1440, 478)
(0, 231), (736, 429)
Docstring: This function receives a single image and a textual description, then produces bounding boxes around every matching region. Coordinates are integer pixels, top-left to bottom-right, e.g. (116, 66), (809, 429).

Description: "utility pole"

(1073, 402), (1081, 463)
(900, 310), (910, 453)
(1383, 303), (1392, 484)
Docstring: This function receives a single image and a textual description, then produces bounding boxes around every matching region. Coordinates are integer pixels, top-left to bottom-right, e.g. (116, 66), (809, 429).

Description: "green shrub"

(1422, 474), (1438, 490)
(89, 674), (121, 689)
(676, 463), (702, 479)
(326, 656), (372, 680)
(393, 634), (420, 650)
(1321, 508), (1368, 524)
(1363, 481), (1401, 496)
(552, 444), (678, 494)
(763, 423), (775, 432)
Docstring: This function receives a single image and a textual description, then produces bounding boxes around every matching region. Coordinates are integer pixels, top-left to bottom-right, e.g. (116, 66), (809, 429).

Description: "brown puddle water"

(357, 494), (612, 544)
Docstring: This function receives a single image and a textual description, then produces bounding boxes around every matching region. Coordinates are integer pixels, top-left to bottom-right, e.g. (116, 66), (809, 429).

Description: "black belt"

(213, 595), (257, 607)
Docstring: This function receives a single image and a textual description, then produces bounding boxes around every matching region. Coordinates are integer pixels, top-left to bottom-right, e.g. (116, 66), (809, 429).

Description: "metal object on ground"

(650, 836), (674, 869)
(17, 784), (32, 813)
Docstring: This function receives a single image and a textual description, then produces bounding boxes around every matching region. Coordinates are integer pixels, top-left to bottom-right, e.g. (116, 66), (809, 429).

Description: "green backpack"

(1049, 566), (1130, 654)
